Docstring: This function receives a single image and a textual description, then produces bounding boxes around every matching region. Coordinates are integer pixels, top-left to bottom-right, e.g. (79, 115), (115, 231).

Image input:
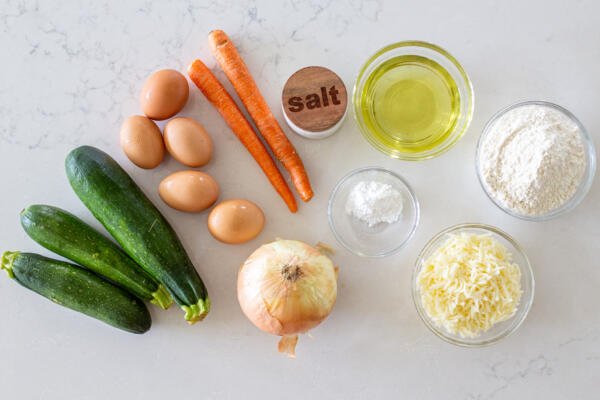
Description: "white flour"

(345, 181), (403, 226)
(479, 104), (586, 216)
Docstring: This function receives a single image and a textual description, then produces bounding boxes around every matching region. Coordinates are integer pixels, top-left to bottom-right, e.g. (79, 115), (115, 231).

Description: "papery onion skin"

(237, 240), (337, 337)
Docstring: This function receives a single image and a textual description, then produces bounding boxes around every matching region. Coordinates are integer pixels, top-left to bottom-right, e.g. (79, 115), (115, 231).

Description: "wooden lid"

(282, 66), (347, 133)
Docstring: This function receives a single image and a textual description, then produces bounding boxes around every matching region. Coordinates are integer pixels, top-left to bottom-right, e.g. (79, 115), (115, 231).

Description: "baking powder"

(345, 181), (403, 226)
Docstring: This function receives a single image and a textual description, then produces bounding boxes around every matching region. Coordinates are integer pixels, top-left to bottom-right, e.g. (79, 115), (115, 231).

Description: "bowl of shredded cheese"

(412, 224), (534, 346)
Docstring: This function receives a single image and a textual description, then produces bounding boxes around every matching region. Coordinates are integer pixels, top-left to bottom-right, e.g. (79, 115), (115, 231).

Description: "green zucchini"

(1, 251), (151, 334)
(20, 204), (172, 309)
(65, 146), (210, 323)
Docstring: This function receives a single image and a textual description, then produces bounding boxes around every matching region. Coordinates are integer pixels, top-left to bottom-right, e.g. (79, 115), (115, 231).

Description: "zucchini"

(1, 251), (151, 334)
(65, 146), (210, 323)
(20, 204), (172, 309)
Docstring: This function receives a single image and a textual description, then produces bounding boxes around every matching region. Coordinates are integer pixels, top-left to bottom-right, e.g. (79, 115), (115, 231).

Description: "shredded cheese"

(417, 232), (522, 338)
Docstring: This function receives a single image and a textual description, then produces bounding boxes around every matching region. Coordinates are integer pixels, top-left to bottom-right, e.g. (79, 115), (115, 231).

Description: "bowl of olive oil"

(354, 41), (474, 160)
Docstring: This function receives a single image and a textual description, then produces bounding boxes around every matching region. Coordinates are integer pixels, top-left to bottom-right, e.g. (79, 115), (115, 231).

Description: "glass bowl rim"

(475, 100), (597, 221)
(327, 166), (420, 258)
(412, 223), (535, 347)
(352, 40), (475, 161)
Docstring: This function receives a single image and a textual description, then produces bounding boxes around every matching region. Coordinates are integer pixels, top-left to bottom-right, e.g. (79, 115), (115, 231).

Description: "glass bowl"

(476, 101), (596, 221)
(328, 167), (419, 257)
(412, 223), (535, 347)
(353, 41), (474, 161)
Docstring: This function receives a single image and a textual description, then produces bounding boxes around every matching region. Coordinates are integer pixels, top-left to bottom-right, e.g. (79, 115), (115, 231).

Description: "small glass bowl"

(412, 224), (535, 347)
(353, 41), (474, 161)
(328, 167), (419, 257)
(476, 101), (596, 221)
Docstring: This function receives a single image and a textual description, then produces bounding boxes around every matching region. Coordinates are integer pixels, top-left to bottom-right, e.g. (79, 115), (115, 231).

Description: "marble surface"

(1, 1), (599, 399)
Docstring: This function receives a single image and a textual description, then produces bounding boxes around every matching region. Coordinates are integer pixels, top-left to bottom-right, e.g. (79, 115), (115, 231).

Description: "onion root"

(278, 334), (299, 358)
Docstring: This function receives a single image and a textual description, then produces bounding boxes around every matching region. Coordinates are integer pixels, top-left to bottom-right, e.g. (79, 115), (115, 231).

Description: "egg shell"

(208, 199), (265, 244)
(120, 115), (165, 169)
(140, 69), (189, 121)
(164, 117), (213, 167)
(159, 171), (219, 213)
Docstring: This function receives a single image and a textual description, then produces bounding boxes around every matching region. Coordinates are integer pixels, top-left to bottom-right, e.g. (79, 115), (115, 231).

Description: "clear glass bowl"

(328, 167), (420, 257)
(412, 223), (535, 347)
(476, 101), (596, 221)
(353, 41), (474, 161)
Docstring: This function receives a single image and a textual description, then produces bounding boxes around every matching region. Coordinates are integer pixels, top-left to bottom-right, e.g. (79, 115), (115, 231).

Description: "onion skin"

(237, 239), (337, 351)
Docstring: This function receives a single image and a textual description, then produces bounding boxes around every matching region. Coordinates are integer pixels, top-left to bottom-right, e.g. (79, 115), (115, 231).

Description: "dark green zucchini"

(65, 146), (210, 323)
(1, 251), (151, 334)
(20, 204), (172, 309)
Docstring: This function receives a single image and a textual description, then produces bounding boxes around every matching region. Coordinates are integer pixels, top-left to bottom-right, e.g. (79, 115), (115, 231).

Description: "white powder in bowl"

(345, 181), (403, 226)
(478, 104), (586, 216)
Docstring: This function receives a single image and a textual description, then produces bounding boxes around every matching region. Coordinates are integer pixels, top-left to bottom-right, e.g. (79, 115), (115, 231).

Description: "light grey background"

(1, 1), (598, 399)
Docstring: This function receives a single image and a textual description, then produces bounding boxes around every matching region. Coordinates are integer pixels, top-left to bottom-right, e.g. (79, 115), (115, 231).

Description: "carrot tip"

(208, 30), (228, 47)
(187, 60), (198, 72)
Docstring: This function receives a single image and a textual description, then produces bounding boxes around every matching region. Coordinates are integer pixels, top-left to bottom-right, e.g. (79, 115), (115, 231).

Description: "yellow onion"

(237, 239), (338, 357)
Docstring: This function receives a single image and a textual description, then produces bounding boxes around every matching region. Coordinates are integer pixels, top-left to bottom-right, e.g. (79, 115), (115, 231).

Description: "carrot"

(208, 30), (314, 202)
(187, 59), (298, 213)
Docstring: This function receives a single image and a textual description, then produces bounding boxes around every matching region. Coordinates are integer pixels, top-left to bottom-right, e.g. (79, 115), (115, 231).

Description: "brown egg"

(159, 171), (219, 213)
(120, 115), (165, 169)
(208, 199), (265, 244)
(140, 69), (189, 121)
(163, 117), (213, 167)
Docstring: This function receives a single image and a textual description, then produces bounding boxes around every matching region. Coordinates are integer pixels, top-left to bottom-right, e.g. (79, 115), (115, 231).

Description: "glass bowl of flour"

(328, 167), (420, 257)
(476, 101), (596, 221)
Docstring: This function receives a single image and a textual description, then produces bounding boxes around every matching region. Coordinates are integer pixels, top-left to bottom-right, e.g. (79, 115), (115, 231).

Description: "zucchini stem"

(1, 251), (18, 279)
(150, 285), (173, 310)
(182, 298), (211, 324)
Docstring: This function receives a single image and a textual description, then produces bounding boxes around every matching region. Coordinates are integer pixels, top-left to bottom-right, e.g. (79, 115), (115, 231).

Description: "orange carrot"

(187, 59), (298, 213)
(208, 30), (314, 202)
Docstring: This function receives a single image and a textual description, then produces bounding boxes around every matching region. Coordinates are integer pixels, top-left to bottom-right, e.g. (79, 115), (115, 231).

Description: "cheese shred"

(417, 233), (522, 338)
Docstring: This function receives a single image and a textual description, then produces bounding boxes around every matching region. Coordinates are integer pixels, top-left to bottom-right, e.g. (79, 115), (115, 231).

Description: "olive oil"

(358, 55), (461, 155)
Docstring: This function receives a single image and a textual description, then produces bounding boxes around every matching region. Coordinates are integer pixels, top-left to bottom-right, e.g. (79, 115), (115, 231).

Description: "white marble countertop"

(1, 1), (599, 399)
